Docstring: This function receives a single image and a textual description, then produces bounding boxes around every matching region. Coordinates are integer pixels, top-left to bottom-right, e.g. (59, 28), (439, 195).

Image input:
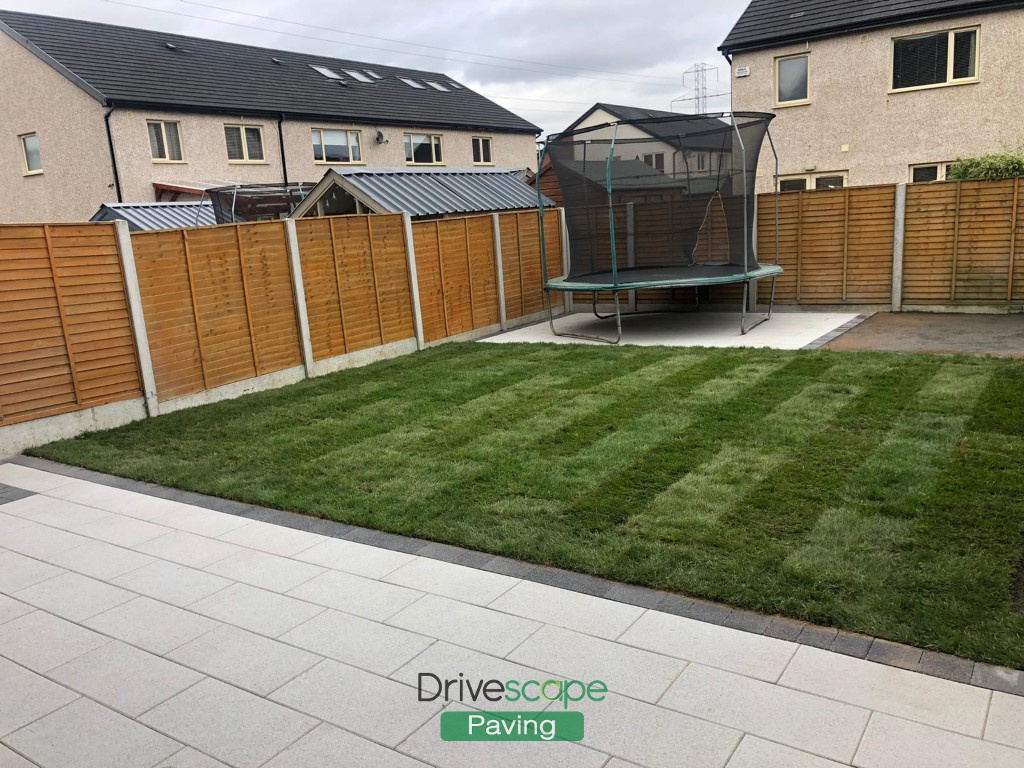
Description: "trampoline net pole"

(606, 123), (619, 290)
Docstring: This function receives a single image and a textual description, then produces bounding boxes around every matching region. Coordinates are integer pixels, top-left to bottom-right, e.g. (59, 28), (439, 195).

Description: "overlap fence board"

(131, 230), (205, 400)
(501, 209), (560, 320)
(904, 179), (1024, 305)
(133, 221), (301, 401)
(297, 213), (415, 357)
(0, 222), (141, 426)
(755, 185), (896, 305)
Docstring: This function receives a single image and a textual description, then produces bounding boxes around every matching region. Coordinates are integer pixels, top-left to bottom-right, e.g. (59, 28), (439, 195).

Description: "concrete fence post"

(402, 212), (426, 350)
(892, 183), (907, 311)
(492, 213), (507, 331)
(283, 219), (315, 377)
(113, 220), (159, 417)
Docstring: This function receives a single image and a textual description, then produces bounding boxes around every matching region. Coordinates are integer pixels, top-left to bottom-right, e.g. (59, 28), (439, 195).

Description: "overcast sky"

(2, 0), (750, 137)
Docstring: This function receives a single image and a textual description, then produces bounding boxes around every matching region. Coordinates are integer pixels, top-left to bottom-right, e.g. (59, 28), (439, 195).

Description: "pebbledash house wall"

(110, 110), (541, 204)
(730, 9), (1024, 193)
(1, 36), (539, 222)
(0, 32), (113, 223)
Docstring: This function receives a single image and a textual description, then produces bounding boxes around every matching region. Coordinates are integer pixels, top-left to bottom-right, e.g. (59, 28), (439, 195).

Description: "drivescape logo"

(418, 673), (605, 742)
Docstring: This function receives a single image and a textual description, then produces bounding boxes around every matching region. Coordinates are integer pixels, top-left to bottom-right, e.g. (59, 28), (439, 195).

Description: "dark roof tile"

(0, 10), (539, 134)
(720, 0), (1024, 54)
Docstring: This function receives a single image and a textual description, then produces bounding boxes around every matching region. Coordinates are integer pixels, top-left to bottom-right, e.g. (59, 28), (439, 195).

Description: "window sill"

(888, 78), (979, 94)
(314, 161), (366, 166)
(151, 159), (187, 164)
(405, 162), (446, 167)
(774, 99), (810, 109)
(473, 162), (496, 167)
(228, 160), (270, 165)
(23, 170), (44, 177)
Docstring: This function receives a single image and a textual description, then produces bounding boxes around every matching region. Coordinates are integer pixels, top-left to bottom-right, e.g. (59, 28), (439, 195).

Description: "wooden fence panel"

(296, 214), (415, 357)
(501, 210), (560, 320)
(756, 186), (895, 304)
(411, 215), (500, 343)
(182, 226), (258, 389)
(903, 183), (959, 305)
(368, 214), (416, 345)
(236, 222), (303, 374)
(951, 180), (1017, 304)
(0, 223), (141, 426)
(133, 222), (301, 401)
(295, 218), (346, 360)
(131, 230), (205, 400)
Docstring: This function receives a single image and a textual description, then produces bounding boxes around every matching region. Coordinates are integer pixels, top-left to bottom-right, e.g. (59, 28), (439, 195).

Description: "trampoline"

(538, 111), (782, 343)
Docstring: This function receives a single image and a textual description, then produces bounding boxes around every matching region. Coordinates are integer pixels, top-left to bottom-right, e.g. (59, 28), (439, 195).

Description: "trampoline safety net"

(542, 112), (776, 288)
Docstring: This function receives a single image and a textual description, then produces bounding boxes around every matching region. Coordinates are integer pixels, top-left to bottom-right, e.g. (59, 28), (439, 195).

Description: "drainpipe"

(277, 113), (289, 185)
(104, 105), (123, 203)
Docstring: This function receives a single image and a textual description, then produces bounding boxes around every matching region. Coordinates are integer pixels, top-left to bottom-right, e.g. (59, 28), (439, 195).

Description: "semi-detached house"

(720, 0), (1024, 193)
(0, 10), (541, 223)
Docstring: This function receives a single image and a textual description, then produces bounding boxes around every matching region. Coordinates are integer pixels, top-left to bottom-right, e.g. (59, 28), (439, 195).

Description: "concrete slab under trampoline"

(482, 311), (865, 350)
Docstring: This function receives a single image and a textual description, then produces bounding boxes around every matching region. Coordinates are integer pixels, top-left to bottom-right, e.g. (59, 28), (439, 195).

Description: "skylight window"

(345, 70), (373, 83)
(399, 77), (426, 89)
(365, 70), (383, 79)
(425, 81), (449, 92)
(448, 82), (463, 89)
(310, 64), (344, 80)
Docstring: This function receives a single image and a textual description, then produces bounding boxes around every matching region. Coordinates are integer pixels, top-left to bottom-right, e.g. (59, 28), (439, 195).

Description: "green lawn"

(31, 343), (1024, 668)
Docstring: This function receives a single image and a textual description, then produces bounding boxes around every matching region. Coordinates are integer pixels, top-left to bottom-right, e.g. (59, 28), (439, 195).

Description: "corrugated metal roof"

(90, 202), (216, 231)
(720, 0), (1024, 54)
(294, 169), (552, 218)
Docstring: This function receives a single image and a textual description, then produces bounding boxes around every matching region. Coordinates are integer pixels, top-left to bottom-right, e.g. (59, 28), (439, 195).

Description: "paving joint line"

(3, 455), (1021, 698)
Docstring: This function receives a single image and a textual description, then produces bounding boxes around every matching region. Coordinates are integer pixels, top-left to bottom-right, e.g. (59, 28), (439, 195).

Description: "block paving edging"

(5, 454), (1022, 699)
(802, 313), (874, 349)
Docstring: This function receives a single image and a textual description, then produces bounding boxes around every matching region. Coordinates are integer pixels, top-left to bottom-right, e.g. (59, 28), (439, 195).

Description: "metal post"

(492, 213), (507, 331)
(402, 211), (426, 350)
(113, 220), (159, 416)
(891, 183), (907, 311)
(558, 206), (571, 313)
(283, 218), (314, 378)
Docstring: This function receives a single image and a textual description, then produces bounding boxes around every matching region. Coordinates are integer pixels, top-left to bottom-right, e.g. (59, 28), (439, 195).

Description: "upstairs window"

(892, 28), (978, 90)
(20, 133), (42, 174)
(224, 125), (265, 162)
(148, 120), (183, 161)
(641, 152), (665, 171)
(472, 136), (492, 165)
(312, 129), (362, 163)
(405, 133), (443, 164)
(775, 53), (809, 105)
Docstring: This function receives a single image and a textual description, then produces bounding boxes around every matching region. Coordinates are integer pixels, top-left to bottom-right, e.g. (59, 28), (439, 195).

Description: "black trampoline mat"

(568, 264), (753, 285)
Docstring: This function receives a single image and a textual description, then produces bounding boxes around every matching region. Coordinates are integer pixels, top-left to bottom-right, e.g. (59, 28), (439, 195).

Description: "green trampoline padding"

(546, 263), (784, 293)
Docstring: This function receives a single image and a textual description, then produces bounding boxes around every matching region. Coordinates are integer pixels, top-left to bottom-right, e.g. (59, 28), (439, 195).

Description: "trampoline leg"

(547, 289), (623, 344)
(739, 280), (774, 335)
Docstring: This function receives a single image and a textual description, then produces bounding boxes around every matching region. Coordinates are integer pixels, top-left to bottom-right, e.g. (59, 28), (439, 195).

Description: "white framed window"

(641, 152), (665, 172)
(224, 125), (265, 163)
(472, 136), (493, 165)
(312, 129), (362, 163)
(404, 133), (443, 165)
(778, 171), (848, 191)
(910, 162), (954, 182)
(20, 133), (42, 174)
(148, 120), (183, 162)
(892, 27), (978, 91)
(775, 53), (810, 106)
